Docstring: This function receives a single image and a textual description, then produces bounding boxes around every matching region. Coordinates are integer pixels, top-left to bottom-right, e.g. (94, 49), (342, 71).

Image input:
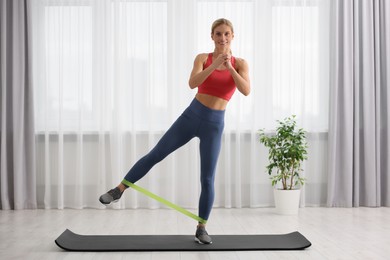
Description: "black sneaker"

(99, 187), (123, 205)
(195, 226), (212, 244)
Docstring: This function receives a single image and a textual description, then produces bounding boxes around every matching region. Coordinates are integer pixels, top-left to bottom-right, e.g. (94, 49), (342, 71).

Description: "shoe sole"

(194, 237), (212, 245)
(99, 198), (119, 205)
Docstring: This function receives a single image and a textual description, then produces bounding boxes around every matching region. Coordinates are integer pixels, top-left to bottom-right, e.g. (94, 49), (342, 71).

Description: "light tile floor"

(1, 207), (389, 259)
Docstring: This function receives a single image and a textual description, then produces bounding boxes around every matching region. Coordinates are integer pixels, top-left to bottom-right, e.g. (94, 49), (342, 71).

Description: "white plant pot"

(273, 189), (301, 215)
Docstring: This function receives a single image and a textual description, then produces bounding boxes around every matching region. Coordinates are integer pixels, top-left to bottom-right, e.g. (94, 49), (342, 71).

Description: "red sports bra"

(197, 53), (236, 101)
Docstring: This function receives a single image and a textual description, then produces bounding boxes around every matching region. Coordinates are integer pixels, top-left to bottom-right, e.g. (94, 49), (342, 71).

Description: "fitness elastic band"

(121, 179), (207, 224)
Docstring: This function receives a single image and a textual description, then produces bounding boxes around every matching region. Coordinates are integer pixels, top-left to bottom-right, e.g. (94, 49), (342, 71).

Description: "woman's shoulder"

(195, 53), (210, 60)
(194, 53), (210, 66)
(233, 56), (249, 70)
(233, 56), (247, 65)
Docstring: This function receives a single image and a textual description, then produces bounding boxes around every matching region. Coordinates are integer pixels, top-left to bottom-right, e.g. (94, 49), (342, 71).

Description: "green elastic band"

(121, 179), (207, 224)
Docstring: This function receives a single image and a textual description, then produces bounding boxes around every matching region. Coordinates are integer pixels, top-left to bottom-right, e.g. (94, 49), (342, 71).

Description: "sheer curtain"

(31, 0), (330, 209)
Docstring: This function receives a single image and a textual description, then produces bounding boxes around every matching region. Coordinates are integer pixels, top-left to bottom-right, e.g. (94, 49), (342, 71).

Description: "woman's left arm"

(227, 58), (250, 96)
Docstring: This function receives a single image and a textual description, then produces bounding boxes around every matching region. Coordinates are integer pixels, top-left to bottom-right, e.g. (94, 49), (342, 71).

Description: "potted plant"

(258, 115), (308, 214)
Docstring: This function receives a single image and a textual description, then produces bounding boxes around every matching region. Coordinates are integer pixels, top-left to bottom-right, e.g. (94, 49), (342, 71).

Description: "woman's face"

(211, 24), (234, 49)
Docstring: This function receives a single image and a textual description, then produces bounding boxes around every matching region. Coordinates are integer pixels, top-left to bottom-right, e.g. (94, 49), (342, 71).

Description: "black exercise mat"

(55, 229), (311, 251)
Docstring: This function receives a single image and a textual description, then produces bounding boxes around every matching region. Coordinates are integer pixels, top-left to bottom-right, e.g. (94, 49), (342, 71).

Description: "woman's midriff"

(195, 93), (228, 111)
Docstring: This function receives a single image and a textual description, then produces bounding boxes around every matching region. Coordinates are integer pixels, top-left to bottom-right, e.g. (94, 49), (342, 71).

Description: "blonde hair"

(211, 18), (234, 34)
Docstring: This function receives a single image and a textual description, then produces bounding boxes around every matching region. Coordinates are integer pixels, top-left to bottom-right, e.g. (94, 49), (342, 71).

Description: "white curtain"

(31, 0), (330, 210)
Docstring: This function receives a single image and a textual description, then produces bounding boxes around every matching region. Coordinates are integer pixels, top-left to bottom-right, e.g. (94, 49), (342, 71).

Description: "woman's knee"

(200, 174), (215, 190)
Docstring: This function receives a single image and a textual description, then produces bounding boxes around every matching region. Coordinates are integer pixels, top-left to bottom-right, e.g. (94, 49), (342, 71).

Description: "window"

(33, 0), (328, 132)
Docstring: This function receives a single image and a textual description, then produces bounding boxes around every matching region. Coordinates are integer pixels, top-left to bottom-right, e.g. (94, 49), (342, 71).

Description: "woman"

(99, 18), (250, 244)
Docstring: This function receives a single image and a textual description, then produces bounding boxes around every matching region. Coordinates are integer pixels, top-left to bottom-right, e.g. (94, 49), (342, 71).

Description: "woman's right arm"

(188, 54), (215, 89)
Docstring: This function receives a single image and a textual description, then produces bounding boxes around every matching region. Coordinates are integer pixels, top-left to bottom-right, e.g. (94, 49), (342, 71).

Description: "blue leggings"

(123, 98), (225, 221)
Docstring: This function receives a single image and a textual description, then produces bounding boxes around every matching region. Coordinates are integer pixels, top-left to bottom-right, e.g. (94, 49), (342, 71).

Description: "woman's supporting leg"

(194, 120), (223, 244)
(197, 120), (224, 221)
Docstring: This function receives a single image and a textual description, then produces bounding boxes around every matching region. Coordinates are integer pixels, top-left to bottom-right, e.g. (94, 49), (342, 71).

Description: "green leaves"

(258, 116), (308, 190)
